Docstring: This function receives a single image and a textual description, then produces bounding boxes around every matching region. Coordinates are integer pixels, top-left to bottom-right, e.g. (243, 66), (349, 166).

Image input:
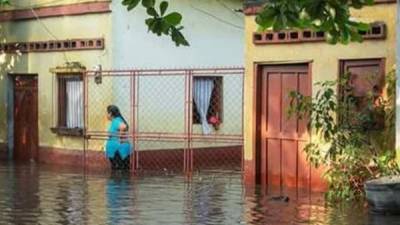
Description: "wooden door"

(258, 64), (314, 192)
(13, 75), (38, 162)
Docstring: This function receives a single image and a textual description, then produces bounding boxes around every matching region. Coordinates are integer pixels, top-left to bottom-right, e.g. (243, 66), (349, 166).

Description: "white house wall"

(111, 0), (244, 68)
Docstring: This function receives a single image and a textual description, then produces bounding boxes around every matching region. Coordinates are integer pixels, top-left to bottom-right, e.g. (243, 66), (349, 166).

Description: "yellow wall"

(0, 11), (111, 150)
(244, 4), (397, 161)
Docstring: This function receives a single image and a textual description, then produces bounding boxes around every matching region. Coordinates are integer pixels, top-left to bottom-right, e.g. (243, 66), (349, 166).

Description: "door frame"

(8, 73), (39, 161)
(253, 61), (313, 185)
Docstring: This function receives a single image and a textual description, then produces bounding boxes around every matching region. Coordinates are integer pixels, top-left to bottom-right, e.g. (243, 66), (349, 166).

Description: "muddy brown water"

(0, 161), (399, 225)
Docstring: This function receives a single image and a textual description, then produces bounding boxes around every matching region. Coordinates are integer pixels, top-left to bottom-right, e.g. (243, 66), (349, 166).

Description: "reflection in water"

(106, 171), (137, 225)
(0, 162), (400, 225)
(3, 162), (40, 225)
(54, 176), (88, 225)
(184, 175), (227, 225)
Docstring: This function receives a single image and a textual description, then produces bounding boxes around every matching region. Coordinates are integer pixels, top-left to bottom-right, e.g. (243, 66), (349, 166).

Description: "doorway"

(12, 75), (38, 162)
(256, 64), (313, 192)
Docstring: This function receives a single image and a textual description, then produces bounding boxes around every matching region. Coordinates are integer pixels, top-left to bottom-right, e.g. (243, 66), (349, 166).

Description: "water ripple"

(0, 162), (399, 225)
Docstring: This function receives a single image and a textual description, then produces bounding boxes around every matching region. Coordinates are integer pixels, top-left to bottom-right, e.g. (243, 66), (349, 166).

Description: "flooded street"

(0, 162), (399, 225)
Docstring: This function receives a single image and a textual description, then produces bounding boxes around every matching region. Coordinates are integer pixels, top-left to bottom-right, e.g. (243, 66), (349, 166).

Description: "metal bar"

(85, 132), (243, 141)
(130, 72), (135, 173)
(85, 68), (245, 77)
(85, 67), (244, 73)
(188, 70), (194, 173)
(241, 70), (245, 171)
(86, 136), (241, 144)
(52, 75), (55, 127)
(85, 72), (244, 77)
(136, 73), (140, 170)
(83, 70), (88, 173)
(184, 70), (188, 172)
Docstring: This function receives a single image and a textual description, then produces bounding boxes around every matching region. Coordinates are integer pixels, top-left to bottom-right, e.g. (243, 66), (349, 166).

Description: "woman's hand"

(119, 123), (128, 143)
(120, 123), (127, 131)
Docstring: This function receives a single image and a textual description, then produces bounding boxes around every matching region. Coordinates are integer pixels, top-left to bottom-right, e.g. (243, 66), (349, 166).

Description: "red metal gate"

(83, 67), (244, 174)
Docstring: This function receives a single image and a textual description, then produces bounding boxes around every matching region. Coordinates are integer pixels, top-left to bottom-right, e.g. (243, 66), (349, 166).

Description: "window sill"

(51, 127), (84, 137)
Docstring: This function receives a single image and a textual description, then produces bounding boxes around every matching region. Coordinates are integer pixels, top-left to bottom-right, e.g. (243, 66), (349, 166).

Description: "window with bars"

(339, 59), (385, 130)
(52, 74), (84, 136)
(193, 76), (223, 125)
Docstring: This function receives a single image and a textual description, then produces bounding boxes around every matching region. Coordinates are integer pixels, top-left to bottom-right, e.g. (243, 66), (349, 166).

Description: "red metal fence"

(83, 67), (244, 174)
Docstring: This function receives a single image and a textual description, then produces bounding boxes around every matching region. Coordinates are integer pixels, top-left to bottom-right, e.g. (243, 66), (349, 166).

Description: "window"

(339, 59), (385, 129)
(52, 74), (84, 136)
(193, 76), (223, 133)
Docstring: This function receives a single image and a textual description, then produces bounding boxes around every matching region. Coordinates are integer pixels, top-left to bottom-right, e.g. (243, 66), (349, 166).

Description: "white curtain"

(66, 80), (83, 128)
(193, 78), (214, 134)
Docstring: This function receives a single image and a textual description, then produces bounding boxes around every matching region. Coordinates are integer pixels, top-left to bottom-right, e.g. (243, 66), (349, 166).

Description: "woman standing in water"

(105, 105), (132, 170)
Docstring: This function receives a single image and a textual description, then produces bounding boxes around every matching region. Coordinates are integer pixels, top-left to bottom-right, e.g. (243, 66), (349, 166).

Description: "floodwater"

(0, 162), (399, 225)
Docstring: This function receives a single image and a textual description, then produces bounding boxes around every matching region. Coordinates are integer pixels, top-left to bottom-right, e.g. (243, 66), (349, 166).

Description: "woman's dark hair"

(107, 105), (129, 130)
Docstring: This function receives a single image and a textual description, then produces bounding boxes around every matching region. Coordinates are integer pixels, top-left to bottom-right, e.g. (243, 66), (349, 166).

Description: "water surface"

(0, 162), (398, 225)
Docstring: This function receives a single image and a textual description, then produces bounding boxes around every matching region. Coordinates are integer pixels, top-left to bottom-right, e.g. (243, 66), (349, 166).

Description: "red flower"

(208, 115), (220, 126)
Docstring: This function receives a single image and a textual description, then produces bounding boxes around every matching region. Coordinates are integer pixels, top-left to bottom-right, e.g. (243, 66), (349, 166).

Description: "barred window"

(339, 59), (385, 129)
(57, 74), (84, 129)
(193, 76), (223, 124)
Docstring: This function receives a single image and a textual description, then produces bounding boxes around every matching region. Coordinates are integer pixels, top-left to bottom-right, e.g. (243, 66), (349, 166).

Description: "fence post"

(83, 70), (88, 173)
(184, 70), (194, 174)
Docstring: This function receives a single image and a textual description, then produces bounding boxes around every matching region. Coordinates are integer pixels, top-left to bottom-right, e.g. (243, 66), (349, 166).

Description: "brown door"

(13, 75), (38, 162)
(258, 64), (317, 192)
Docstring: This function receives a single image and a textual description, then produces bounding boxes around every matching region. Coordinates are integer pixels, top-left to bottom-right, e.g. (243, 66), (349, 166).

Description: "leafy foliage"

(122, 0), (189, 46)
(288, 71), (400, 201)
(121, 0), (375, 46)
(255, 0), (375, 44)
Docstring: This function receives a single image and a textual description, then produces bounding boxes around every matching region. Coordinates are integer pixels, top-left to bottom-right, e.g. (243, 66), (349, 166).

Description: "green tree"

(254, 0), (374, 44)
(122, 0), (376, 46)
(122, 0), (189, 46)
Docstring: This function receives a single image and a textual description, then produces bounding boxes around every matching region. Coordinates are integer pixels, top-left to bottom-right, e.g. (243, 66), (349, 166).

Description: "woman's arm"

(118, 123), (128, 141)
(119, 123), (127, 132)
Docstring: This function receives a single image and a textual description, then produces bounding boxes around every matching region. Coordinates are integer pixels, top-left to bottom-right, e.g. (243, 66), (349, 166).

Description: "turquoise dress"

(105, 117), (132, 160)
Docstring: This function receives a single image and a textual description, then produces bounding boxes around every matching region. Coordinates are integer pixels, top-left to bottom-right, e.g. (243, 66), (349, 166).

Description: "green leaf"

(171, 27), (189, 46)
(145, 18), (156, 32)
(147, 7), (158, 17)
(164, 12), (182, 26)
(272, 15), (286, 31)
(125, 0), (140, 11)
(350, 30), (363, 42)
(142, 0), (155, 8)
(160, 1), (169, 16)
(0, 0), (9, 5)
(351, 0), (363, 9)
(355, 22), (370, 31)
(256, 8), (277, 29)
(161, 22), (170, 35)
(365, 0), (374, 5)
(153, 20), (164, 36)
